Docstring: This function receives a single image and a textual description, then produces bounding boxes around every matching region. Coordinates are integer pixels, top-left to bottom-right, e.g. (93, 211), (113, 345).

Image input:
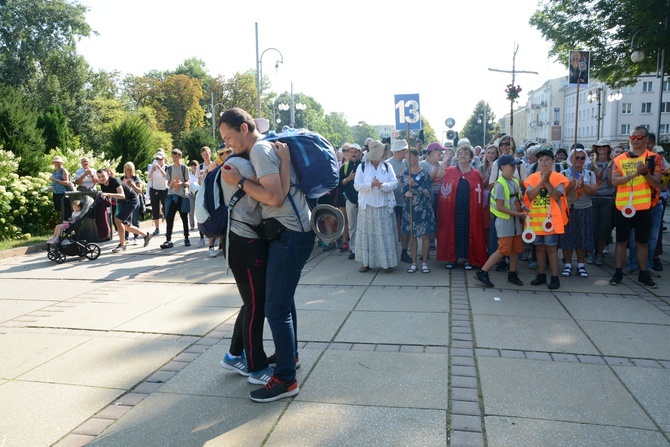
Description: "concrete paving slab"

(369, 260), (452, 287)
(0, 380), (123, 447)
(267, 401), (447, 447)
(335, 310), (449, 345)
(285, 309), (350, 342)
(470, 289), (571, 319)
(294, 285), (365, 311)
(89, 392), (282, 447)
(479, 357), (656, 429)
(0, 299), (53, 323)
(648, 277), (670, 297)
(299, 350), (449, 409)
(485, 416), (670, 447)
(0, 278), (105, 301)
(159, 341), (322, 398)
(558, 294), (670, 324)
(136, 251), (237, 284)
(32, 300), (167, 331)
(20, 337), (190, 388)
(579, 320), (670, 360)
(300, 254), (376, 286)
(614, 366), (670, 431)
(355, 286), (450, 313)
(473, 315), (599, 354)
(115, 300), (239, 336)
(0, 332), (91, 379)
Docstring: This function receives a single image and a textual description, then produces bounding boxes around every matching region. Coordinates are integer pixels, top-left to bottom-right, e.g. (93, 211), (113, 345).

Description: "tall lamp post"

(255, 22), (283, 119)
(205, 92), (225, 140)
(289, 81), (306, 128)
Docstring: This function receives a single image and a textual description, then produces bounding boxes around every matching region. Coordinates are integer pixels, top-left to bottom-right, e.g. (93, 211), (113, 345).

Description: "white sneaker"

(208, 247), (218, 258)
(198, 237), (206, 248)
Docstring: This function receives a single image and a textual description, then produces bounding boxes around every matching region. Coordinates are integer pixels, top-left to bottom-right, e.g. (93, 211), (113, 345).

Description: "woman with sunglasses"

(559, 147), (597, 278)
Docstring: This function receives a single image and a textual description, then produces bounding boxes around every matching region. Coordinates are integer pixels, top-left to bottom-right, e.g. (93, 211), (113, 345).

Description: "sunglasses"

(630, 135), (646, 141)
(575, 156), (586, 160)
(499, 142), (511, 146)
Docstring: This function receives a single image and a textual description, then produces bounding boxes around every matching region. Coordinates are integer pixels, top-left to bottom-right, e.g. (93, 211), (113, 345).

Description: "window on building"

(641, 102), (652, 114)
(643, 81), (653, 92)
(621, 124), (630, 135)
(622, 86), (634, 93)
(621, 103), (632, 114)
(664, 80), (670, 92)
(660, 124), (670, 134)
(662, 102), (670, 113)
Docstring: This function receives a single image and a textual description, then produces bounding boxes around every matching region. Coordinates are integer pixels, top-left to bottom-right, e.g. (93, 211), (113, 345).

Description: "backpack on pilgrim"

(195, 164), (245, 238)
(263, 129), (339, 198)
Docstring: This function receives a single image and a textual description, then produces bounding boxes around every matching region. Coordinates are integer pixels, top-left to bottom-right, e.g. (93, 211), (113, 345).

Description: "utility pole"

(489, 44), (538, 141)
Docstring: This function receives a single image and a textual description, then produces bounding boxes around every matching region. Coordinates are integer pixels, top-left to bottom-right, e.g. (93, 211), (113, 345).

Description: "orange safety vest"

(613, 150), (658, 211)
(523, 171), (570, 235)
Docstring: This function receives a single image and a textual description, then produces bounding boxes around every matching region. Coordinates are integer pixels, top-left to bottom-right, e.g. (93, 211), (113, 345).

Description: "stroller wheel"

(85, 243), (101, 260)
(47, 251), (56, 261)
(55, 253), (66, 264)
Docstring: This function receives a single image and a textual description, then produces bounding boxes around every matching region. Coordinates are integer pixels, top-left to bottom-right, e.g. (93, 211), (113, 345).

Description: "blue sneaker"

(220, 352), (249, 376)
(248, 366), (274, 385)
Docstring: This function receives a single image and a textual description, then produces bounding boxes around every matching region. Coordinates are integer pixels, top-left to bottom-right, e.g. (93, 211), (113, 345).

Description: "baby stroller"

(47, 194), (101, 264)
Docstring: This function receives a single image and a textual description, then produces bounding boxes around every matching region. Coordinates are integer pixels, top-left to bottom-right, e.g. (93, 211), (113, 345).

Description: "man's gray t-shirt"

(250, 140), (310, 232)
(223, 157), (262, 239)
(493, 177), (523, 237)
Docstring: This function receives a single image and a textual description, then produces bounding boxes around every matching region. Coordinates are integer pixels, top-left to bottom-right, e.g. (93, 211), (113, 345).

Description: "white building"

(526, 77), (566, 147)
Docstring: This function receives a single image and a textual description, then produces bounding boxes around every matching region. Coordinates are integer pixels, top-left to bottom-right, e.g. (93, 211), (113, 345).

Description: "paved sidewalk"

(0, 222), (669, 446)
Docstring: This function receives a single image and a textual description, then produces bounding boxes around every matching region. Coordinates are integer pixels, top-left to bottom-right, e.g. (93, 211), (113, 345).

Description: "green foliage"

(179, 127), (215, 163)
(107, 116), (154, 173)
(0, 0), (91, 88)
(222, 71), (260, 116)
(0, 85), (45, 175)
(351, 122), (379, 146)
(461, 101), (499, 148)
(37, 104), (69, 150)
(530, 0), (670, 87)
(323, 112), (354, 148)
(42, 142), (121, 179)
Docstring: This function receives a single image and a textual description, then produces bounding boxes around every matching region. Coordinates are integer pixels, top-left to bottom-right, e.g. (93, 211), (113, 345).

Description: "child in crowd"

(48, 200), (82, 244)
(523, 148), (570, 290)
(475, 155), (528, 287)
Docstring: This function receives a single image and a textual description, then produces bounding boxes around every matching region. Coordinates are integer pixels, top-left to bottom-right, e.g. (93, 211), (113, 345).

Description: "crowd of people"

(324, 127), (668, 291)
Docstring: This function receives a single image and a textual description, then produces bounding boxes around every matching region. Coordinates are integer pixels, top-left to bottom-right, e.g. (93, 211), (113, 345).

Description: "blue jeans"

(628, 202), (663, 270)
(265, 229), (315, 382)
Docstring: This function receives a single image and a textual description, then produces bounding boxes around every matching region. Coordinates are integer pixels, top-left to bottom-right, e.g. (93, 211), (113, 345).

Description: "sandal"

(407, 264), (418, 273)
(561, 264), (572, 277)
(578, 266), (589, 278)
(445, 262), (456, 269)
(359, 265), (370, 273)
(421, 263), (430, 273)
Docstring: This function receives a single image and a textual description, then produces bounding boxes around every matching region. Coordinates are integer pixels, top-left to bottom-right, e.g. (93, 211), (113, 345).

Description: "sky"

(76, 0), (568, 143)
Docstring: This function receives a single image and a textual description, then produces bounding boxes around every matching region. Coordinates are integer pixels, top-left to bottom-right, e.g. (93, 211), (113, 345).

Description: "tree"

(530, 0), (670, 87)
(222, 70), (260, 115)
(179, 127), (215, 162)
(161, 74), (205, 141)
(351, 122), (378, 146)
(106, 116), (154, 173)
(460, 101), (499, 148)
(0, 85), (45, 175)
(324, 112), (353, 148)
(0, 0), (92, 88)
(36, 104), (69, 150)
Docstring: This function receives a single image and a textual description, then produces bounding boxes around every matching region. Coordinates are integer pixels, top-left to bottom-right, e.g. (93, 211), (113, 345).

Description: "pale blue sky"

(76, 0), (567, 141)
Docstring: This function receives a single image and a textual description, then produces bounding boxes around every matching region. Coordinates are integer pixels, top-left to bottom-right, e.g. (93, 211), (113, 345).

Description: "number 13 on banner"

(394, 94), (422, 131)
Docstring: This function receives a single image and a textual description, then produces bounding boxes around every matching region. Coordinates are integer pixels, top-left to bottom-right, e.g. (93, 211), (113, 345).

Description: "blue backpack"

(263, 129), (339, 198)
(196, 164), (245, 238)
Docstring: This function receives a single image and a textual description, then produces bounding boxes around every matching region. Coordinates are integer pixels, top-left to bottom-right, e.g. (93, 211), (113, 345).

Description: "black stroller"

(47, 194), (101, 264)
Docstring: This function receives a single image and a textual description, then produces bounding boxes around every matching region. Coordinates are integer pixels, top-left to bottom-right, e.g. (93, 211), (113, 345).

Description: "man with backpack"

(160, 149), (191, 249)
(219, 108), (313, 403)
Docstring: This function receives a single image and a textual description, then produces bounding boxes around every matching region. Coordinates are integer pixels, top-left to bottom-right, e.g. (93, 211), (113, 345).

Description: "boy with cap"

(475, 155), (528, 287)
(523, 148), (570, 290)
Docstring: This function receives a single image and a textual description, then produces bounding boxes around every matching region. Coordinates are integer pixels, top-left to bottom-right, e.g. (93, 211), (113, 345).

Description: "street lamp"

(205, 91), (225, 140)
(275, 98), (289, 131)
(289, 81), (306, 128)
(255, 22), (283, 119)
(588, 87), (603, 141)
(477, 112), (491, 147)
